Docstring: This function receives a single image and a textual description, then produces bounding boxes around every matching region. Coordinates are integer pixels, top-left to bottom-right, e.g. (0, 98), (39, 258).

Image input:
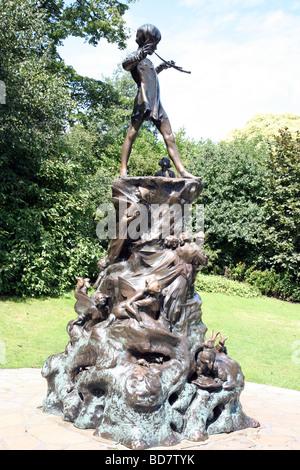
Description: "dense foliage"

(186, 137), (268, 268)
(227, 112), (300, 142)
(0, 0), (299, 301)
(262, 128), (300, 277)
(184, 132), (300, 301)
(0, 0), (133, 296)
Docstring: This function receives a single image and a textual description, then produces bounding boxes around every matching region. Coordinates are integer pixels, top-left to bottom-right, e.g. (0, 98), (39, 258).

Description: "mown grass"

(0, 292), (75, 368)
(200, 292), (300, 391)
(0, 288), (299, 390)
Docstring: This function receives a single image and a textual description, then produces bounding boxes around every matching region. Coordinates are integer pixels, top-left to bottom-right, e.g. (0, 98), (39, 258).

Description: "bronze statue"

(93, 257), (109, 290)
(42, 51), (260, 448)
(73, 277), (109, 329)
(193, 330), (244, 391)
(121, 24), (196, 179)
(123, 275), (162, 322)
(193, 330), (223, 390)
(155, 157), (175, 178)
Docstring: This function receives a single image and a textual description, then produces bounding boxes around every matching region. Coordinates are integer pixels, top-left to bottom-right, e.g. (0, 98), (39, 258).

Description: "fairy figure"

(113, 275), (162, 323)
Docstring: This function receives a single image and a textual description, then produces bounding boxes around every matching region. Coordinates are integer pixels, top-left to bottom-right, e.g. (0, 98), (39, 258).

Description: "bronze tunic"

(122, 51), (167, 124)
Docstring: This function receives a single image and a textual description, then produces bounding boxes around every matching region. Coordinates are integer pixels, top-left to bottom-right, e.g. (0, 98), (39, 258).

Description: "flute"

(154, 52), (191, 74)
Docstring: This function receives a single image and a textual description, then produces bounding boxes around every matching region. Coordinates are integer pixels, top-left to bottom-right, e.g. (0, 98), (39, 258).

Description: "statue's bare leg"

(156, 117), (198, 179)
(120, 119), (143, 177)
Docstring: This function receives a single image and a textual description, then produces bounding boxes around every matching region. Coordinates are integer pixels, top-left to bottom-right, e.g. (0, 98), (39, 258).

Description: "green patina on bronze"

(42, 176), (259, 449)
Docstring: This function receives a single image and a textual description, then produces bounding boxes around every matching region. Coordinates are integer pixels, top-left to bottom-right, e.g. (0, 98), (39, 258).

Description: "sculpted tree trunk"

(42, 175), (259, 449)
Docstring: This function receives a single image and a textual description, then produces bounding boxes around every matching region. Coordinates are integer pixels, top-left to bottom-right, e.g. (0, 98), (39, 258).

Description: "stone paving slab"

(0, 368), (299, 450)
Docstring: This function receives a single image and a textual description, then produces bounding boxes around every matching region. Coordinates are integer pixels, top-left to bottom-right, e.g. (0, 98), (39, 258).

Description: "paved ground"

(0, 368), (299, 450)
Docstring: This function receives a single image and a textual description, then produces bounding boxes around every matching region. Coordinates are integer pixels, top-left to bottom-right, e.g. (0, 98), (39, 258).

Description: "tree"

(39, 0), (135, 48)
(39, 0), (137, 125)
(262, 128), (300, 281)
(0, 0), (73, 168)
(226, 112), (300, 144)
(186, 137), (268, 269)
(0, 0), (132, 296)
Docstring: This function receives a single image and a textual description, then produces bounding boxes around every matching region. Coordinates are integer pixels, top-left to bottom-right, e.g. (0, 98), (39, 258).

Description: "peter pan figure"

(121, 24), (197, 179)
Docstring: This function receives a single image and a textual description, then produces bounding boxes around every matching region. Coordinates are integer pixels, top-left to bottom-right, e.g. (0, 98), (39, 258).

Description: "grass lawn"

(200, 292), (300, 391)
(0, 291), (299, 391)
(0, 292), (75, 369)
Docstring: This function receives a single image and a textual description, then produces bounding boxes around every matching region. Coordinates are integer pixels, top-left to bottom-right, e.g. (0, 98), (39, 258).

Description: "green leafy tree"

(227, 112), (300, 144)
(0, 0), (133, 296)
(262, 128), (300, 281)
(40, 0), (137, 124)
(187, 137), (268, 269)
(40, 0), (135, 48)
(185, 126), (299, 300)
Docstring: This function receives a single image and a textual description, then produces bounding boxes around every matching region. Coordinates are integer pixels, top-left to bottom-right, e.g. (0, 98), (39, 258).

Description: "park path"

(0, 368), (299, 450)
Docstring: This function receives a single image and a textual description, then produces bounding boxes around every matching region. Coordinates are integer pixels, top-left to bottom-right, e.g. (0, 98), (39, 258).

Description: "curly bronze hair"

(136, 24), (161, 47)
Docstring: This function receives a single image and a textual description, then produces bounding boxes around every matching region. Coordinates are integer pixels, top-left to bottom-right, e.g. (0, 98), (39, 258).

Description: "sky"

(58, 0), (300, 142)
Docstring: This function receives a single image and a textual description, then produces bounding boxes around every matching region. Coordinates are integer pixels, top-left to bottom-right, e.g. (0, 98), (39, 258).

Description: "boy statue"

(121, 24), (197, 179)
